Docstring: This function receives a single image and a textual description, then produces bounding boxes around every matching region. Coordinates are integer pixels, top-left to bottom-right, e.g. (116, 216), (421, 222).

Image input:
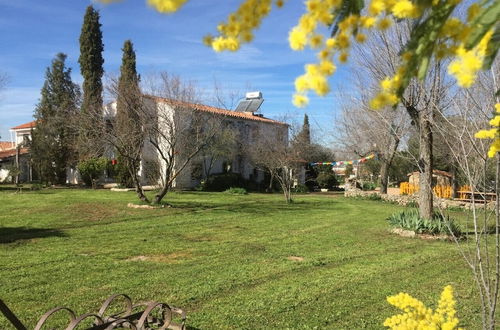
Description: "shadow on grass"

(0, 227), (67, 243)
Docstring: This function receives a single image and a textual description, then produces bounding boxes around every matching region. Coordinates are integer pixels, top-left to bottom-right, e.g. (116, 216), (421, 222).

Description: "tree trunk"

(154, 184), (168, 204)
(379, 162), (389, 194)
(451, 163), (459, 199)
(419, 111), (433, 219)
(129, 162), (149, 203)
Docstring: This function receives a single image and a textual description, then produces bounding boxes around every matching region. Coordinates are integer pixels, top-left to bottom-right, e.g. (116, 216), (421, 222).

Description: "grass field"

(0, 189), (484, 328)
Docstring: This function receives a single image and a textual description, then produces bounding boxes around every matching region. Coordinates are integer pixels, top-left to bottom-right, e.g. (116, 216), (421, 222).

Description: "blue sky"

(0, 0), (348, 144)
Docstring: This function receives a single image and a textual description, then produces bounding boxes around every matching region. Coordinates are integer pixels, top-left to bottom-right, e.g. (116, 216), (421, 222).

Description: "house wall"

(106, 98), (289, 190)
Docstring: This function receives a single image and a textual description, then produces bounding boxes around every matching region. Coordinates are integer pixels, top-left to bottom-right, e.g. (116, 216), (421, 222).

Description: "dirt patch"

(67, 203), (120, 221)
(127, 251), (192, 263)
(287, 256), (305, 262)
(127, 203), (168, 209)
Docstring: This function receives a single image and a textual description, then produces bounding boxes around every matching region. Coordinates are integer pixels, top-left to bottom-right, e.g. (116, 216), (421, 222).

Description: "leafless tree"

(345, 21), (448, 218)
(433, 61), (500, 329)
(142, 72), (228, 204)
(248, 123), (300, 203)
(336, 97), (410, 193)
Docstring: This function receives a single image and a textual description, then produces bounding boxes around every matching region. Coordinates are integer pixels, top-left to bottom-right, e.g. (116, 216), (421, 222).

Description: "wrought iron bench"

(1, 294), (186, 329)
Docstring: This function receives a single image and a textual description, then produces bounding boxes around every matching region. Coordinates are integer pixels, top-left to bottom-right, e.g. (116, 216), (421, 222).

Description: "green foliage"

(79, 5), (104, 116)
(203, 173), (247, 191)
(31, 53), (80, 185)
(5, 165), (20, 182)
(111, 156), (133, 188)
(316, 172), (338, 189)
(362, 182), (377, 191)
(387, 208), (462, 236)
(293, 184), (309, 193)
(465, 0), (500, 69)
(77, 157), (108, 188)
(224, 187), (248, 195)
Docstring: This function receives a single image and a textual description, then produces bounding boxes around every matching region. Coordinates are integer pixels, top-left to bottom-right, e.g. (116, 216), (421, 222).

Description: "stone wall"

(344, 186), (496, 210)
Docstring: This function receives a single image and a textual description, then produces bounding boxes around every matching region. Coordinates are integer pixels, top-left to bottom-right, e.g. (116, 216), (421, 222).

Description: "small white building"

(106, 95), (289, 189)
(0, 121), (35, 182)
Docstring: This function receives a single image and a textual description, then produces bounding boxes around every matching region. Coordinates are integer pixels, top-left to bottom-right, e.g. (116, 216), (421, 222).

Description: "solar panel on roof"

(235, 98), (264, 112)
(246, 98), (264, 112)
(235, 100), (252, 112)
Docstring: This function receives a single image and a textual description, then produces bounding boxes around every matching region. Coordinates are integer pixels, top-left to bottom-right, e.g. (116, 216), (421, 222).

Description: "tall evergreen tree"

(301, 114), (311, 144)
(31, 53), (80, 184)
(114, 40), (148, 201)
(78, 5), (104, 156)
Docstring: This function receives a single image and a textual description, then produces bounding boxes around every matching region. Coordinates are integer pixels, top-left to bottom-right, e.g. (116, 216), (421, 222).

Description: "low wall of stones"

(344, 188), (496, 211)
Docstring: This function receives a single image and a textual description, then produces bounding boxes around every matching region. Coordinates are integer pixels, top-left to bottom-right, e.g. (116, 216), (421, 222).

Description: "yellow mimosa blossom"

(339, 52), (349, 63)
(392, 0), (419, 18)
(289, 28), (308, 50)
(310, 34), (324, 48)
(448, 29), (493, 87)
(355, 33), (367, 43)
(292, 94), (309, 107)
(476, 104), (500, 158)
(147, 0), (188, 13)
(378, 17), (393, 30)
(384, 285), (462, 329)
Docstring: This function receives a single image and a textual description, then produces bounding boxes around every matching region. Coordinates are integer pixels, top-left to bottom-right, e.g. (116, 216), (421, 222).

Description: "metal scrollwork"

(0, 295), (186, 330)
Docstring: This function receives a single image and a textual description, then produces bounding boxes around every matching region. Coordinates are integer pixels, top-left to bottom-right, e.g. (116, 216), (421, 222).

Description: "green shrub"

(293, 184), (309, 193)
(362, 182), (377, 191)
(109, 156), (134, 188)
(203, 173), (247, 192)
(225, 187), (248, 195)
(406, 200), (419, 208)
(387, 208), (462, 236)
(366, 193), (382, 201)
(316, 172), (338, 190)
(30, 183), (43, 191)
(78, 157), (108, 188)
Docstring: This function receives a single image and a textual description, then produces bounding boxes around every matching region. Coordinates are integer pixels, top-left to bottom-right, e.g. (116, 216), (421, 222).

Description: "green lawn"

(0, 189), (484, 328)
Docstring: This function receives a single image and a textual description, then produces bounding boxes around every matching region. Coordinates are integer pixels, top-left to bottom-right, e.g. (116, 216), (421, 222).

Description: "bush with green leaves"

(362, 182), (377, 191)
(316, 172), (338, 190)
(225, 187), (248, 195)
(77, 157), (108, 188)
(387, 208), (462, 237)
(293, 184), (309, 193)
(203, 173), (247, 192)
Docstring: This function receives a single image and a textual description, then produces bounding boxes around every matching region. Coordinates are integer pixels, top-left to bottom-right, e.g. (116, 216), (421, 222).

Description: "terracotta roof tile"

(0, 141), (15, 151)
(146, 95), (288, 126)
(11, 121), (36, 130)
(0, 148), (28, 160)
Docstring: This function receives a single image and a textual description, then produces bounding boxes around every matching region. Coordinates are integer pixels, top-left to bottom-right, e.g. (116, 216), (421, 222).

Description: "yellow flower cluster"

(384, 285), (462, 329)
(289, 0), (427, 107)
(147, 0), (188, 13)
(98, 0), (189, 13)
(448, 30), (494, 88)
(202, 0), (285, 52)
(475, 103), (500, 158)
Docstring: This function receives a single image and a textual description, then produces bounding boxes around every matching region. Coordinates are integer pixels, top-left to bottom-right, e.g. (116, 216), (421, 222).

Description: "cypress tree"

(31, 53), (80, 184)
(115, 40), (148, 202)
(301, 113), (311, 144)
(78, 5), (104, 156)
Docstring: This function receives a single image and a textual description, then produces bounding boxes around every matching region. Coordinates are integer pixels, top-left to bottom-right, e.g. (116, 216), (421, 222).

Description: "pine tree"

(78, 5), (104, 156)
(31, 53), (80, 184)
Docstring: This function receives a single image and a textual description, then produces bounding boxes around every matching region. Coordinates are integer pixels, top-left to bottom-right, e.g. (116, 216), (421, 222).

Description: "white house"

(0, 121), (35, 182)
(106, 94), (289, 189)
